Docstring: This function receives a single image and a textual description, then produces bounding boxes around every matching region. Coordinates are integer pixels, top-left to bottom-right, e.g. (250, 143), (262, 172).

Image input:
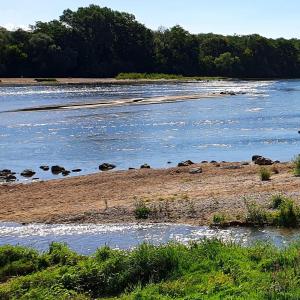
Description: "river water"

(1, 222), (300, 254)
(0, 80), (299, 181)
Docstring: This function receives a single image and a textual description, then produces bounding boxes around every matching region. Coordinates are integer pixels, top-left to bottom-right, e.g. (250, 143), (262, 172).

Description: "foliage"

(134, 200), (151, 219)
(1, 5), (300, 77)
(3, 241), (300, 299)
(259, 167), (271, 181)
(212, 213), (226, 225)
(244, 199), (268, 226)
(116, 72), (224, 80)
(293, 155), (300, 176)
(270, 194), (286, 209)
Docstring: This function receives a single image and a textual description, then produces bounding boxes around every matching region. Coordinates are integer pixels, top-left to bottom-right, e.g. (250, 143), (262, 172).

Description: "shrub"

(212, 213), (226, 225)
(293, 155), (300, 176)
(275, 199), (299, 227)
(134, 200), (151, 219)
(271, 194), (286, 209)
(259, 167), (271, 181)
(35, 78), (58, 82)
(244, 199), (267, 226)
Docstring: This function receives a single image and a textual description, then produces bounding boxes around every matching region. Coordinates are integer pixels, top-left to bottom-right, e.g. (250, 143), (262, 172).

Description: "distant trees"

(0, 4), (300, 78)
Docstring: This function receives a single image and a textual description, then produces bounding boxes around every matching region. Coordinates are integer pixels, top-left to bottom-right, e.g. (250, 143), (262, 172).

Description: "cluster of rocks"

(0, 169), (17, 182)
(252, 155), (276, 165)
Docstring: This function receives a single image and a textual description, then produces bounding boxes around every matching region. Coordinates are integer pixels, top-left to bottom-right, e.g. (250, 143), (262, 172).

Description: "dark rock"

(140, 164), (151, 169)
(189, 167), (203, 174)
(274, 160), (281, 164)
(298, 130), (300, 134)
(72, 169), (82, 173)
(32, 178), (39, 180)
(99, 163), (116, 171)
(254, 156), (273, 166)
(5, 174), (16, 182)
(62, 170), (71, 176)
(40, 165), (50, 171)
(0, 169), (12, 177)
(51, 165), (65, 174)
(210, 160), (217, 163)
(167, 161), (172, 164)
(241, 161), (250, 166)
(201, 161), (208, 163)
(252, 155), (262, 162)
(21, 169), (36, 177)
(178, 160), (194, 167)
(128, 167), (136, 170)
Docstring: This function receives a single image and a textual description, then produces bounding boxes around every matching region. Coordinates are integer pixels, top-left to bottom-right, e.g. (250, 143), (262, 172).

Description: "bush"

(35, 78), (58, 82)
(259, 167), (271, 181)
(244, 199), (267, 226)
(212, 213), (226, 225)
(275, 199), (299, 227)
(134, 200), (151, 219)
(293, 155), (300, 176)
(271, 194), (286, 209)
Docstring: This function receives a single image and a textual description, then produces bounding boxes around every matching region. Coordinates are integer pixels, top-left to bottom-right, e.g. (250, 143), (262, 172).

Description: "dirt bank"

(0, 162), (298, 225)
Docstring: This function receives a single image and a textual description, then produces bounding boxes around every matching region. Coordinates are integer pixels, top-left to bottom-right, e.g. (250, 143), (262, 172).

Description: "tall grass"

(2, 241), (300, 299)
(293, 155), (300, 176)
(116, 73), (225, 81)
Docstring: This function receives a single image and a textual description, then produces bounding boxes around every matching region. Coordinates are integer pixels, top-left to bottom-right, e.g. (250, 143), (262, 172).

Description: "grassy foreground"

(1, 241), (300, 299)
(116, 73), (226, 81)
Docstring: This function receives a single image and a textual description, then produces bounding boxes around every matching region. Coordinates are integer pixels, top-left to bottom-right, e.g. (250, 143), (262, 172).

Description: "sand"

(0, 162), (298, 225)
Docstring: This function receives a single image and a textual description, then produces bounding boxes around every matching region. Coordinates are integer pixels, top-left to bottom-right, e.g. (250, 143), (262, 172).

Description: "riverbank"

(0, 161), (298, 225)
(0, 77), (227, 86)
(2, 240), (300, 299)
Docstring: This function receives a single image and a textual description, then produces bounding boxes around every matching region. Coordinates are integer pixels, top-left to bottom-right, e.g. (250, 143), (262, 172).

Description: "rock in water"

(140, 164), (151, 169)
(51, 165), (65, 174)
(99, 163), (116, 171)
(252, 156), (273, 165)
(40, 165), (50, 171)
(21, 169), (36, 177)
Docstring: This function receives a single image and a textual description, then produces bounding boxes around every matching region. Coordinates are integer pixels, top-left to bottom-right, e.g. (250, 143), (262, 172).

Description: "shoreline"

(0, 161), (298, 226)
(0, 77), (227, 87)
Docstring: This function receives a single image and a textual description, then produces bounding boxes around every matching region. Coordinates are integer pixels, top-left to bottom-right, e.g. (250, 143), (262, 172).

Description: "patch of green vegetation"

(134, 200), (151, 219)
(3, 241), (300, 299)
(212, 213), (226, 226)
(116, 73), (225, 81)
(35, 78), (58, 83)
(259, 167), (271, 181)
(293, 155), (300, 176)
(270, 194), (286, 209)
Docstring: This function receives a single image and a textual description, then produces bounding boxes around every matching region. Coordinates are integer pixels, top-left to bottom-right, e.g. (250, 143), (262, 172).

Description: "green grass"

(134, 200), (151, 219)
(3, 241), (300, 299)
(293, 155), (300, 176)
(34, 78), (58, 83)
(116, 73), (226, 81)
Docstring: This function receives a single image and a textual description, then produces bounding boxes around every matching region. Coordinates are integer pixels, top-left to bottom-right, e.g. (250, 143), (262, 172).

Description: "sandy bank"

(0, 77), (211, 86)
(0, 162), (298, 225)
(5, 93), (221, 113)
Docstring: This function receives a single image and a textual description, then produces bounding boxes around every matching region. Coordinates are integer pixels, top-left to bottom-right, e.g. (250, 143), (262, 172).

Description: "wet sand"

(5, 93), (221, 113)
(0, 162), (298, 225)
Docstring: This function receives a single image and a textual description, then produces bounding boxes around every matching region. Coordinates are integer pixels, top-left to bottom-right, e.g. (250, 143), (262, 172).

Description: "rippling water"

(1, 222), (300, 254)
(0, 80), (299, 181)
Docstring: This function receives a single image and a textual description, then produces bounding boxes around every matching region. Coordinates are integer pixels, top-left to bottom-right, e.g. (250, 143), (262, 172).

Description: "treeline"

(1, 4), (300, 78)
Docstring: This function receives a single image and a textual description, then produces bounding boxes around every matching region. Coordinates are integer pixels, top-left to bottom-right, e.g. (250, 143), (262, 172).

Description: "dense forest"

(1, 4), (300, 78)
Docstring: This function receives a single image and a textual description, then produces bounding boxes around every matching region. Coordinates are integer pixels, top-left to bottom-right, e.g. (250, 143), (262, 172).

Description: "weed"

(134, 200), (151, 219)
(259, 167), (271, 181)
(293, 155), (300, 176)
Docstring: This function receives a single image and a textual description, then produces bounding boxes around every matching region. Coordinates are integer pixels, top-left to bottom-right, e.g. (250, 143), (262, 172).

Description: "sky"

(1, 0), (300, 38)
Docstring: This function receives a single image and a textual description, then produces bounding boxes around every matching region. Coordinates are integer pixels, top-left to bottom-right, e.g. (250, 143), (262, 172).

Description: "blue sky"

(1, 0), (299, 38)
